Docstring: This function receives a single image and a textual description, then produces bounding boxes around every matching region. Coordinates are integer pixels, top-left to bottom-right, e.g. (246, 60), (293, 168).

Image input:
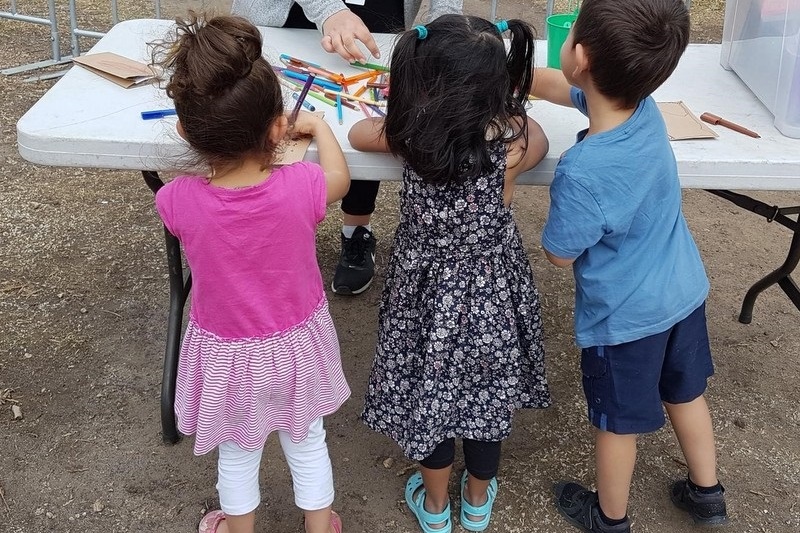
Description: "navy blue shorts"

(581, 303), (714, 434)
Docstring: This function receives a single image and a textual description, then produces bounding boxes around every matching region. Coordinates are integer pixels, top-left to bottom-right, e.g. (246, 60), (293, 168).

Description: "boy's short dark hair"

(573, 0), (690, 108)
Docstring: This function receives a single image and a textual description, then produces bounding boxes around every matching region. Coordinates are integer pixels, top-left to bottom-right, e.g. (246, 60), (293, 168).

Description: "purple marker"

(290, 73), (316, 124)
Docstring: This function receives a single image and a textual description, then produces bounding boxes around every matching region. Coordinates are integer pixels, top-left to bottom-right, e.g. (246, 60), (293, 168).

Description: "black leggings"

(283, 1), (404, 217)
(419, 438), (502, 481)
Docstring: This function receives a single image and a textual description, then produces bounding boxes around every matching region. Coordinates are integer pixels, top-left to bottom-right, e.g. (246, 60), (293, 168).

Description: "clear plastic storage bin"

(721, 0), (800, 138)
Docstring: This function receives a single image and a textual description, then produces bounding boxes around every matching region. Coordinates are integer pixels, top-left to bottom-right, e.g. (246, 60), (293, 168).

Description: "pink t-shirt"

(155, 162), (327, 338)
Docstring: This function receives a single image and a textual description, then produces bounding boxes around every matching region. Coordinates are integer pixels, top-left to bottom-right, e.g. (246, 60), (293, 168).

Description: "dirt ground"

(1, 1), (799, 532)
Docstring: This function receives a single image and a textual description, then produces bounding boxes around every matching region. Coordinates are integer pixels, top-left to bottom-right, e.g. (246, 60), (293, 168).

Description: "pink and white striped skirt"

(175, 300), (350, 456)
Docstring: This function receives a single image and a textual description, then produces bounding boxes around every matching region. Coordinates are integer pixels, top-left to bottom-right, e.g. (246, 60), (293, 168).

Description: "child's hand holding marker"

(287, 110), (325, 138)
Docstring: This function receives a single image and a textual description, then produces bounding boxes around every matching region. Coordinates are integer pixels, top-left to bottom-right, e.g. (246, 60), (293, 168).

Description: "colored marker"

(323, 91), (358, 109)
(279, 54), (345, 83)
(141, 108), (176, 120)
(306, 90), (337, 108)
(342, 69), (382, 85)
(292, 92), (316, 111)
(336, 93), (343, 125)
(290, 74), (316, 124)
(351, 61), (390, 72)
(282, 69), (342, 91)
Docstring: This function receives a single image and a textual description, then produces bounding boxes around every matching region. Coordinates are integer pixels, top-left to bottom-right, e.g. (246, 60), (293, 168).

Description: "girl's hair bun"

(163, 12), (264, 100)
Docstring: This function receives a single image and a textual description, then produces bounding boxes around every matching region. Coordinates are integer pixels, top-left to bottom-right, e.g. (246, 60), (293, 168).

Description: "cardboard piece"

(274, 112), (326, 165)
(275, 137), (313, 165)
(657, 101), (719, 140)
(73, 52), (157, 88)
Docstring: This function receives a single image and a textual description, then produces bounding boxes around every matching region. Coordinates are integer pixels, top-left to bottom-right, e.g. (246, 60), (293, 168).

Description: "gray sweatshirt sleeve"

(405, 0), (463, 27)
(230, 0), (348, 31)
(230, 0), (463, 33)
(426, 0), (463, 22)
(294, 0), (350, 29)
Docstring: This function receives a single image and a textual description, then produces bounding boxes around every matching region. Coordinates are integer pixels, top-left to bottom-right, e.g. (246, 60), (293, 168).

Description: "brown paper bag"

(73, 52), (157, 88)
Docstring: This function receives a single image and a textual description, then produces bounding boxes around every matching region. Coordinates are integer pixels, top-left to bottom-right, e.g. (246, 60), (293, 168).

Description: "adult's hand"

(320, 9), (381, 62)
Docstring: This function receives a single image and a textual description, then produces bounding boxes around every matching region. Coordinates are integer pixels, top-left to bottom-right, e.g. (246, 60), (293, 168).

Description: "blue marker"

(292, 92), (316, 112)
(141, 108), (177, 120)
(282, 69), (342, 91)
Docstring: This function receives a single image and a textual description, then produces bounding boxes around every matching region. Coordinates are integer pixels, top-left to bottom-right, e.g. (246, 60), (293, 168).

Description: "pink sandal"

(330, 510), (343, 533)
(198, 509), (340, 533)
(198, 510), (225, 533)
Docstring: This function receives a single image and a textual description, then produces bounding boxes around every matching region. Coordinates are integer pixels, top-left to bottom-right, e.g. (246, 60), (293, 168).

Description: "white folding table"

(17, 19), (800, 444)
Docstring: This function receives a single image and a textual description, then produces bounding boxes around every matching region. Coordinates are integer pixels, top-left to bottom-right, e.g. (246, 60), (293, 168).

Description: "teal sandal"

(460, 470), (498, 532)
(404, 471), (452, 533)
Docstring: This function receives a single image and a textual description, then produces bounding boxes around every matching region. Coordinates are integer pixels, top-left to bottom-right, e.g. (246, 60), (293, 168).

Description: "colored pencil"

(353, 75), (376, 98)
(343, 82), (371, 119)
(323, 89), (386, 106)
(368, 104), (386, 117)
(278, 76), (302, 92)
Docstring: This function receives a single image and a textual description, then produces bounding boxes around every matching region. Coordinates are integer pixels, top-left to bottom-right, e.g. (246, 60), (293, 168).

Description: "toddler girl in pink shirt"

(152, 12), (350, 533)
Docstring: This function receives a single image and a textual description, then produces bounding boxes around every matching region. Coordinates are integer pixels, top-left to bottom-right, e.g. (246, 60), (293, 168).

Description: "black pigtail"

(505, 19), (535, 105)
(384, 29), (428, 165)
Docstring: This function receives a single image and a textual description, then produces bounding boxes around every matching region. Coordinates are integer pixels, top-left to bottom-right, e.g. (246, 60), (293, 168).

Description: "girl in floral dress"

(152, 13), (350, 533)
(348, 14), (551, 533)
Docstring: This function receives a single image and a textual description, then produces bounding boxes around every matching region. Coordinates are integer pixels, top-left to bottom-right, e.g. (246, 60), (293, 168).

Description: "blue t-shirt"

(541, 88), (709, 348)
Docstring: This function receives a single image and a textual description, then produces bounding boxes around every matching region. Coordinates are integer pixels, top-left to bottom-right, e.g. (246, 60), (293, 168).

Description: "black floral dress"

(361, 141), (551, 461)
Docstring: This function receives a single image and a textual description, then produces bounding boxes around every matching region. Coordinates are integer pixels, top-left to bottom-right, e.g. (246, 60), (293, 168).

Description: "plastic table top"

(16, 18), (800, 190)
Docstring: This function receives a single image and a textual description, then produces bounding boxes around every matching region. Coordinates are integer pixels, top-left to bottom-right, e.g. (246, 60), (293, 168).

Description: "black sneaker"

(331, 226), (376, 295)
(670, 479), (728, 526)
(554, 482), (632, 533)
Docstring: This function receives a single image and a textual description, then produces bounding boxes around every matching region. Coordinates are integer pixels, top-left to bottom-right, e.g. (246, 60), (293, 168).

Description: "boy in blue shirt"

(532, 0), (728, 531)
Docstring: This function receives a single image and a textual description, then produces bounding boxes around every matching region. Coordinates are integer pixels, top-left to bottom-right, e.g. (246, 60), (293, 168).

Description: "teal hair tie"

(413, 24), (428, 39)
(495, 20), (509, 33)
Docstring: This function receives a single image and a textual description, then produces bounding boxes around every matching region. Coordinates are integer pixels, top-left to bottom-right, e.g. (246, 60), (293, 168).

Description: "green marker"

(351, 61), (390, 72)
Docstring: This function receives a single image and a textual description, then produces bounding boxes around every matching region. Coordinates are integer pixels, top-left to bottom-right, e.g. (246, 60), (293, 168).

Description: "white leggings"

(216, 417), (334, 516)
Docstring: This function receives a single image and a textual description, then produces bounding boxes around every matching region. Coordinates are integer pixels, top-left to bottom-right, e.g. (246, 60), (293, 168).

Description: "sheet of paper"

(657, 101), (718, 141)
(73, 52), (156, 89)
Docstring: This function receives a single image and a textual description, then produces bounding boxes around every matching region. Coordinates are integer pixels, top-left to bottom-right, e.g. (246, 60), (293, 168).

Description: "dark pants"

(283, 1), (404, 217)
(419, 438), (502, 481)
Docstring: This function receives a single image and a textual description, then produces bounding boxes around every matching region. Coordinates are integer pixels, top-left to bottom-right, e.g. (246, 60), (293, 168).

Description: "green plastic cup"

(546, 12), (578, 69)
